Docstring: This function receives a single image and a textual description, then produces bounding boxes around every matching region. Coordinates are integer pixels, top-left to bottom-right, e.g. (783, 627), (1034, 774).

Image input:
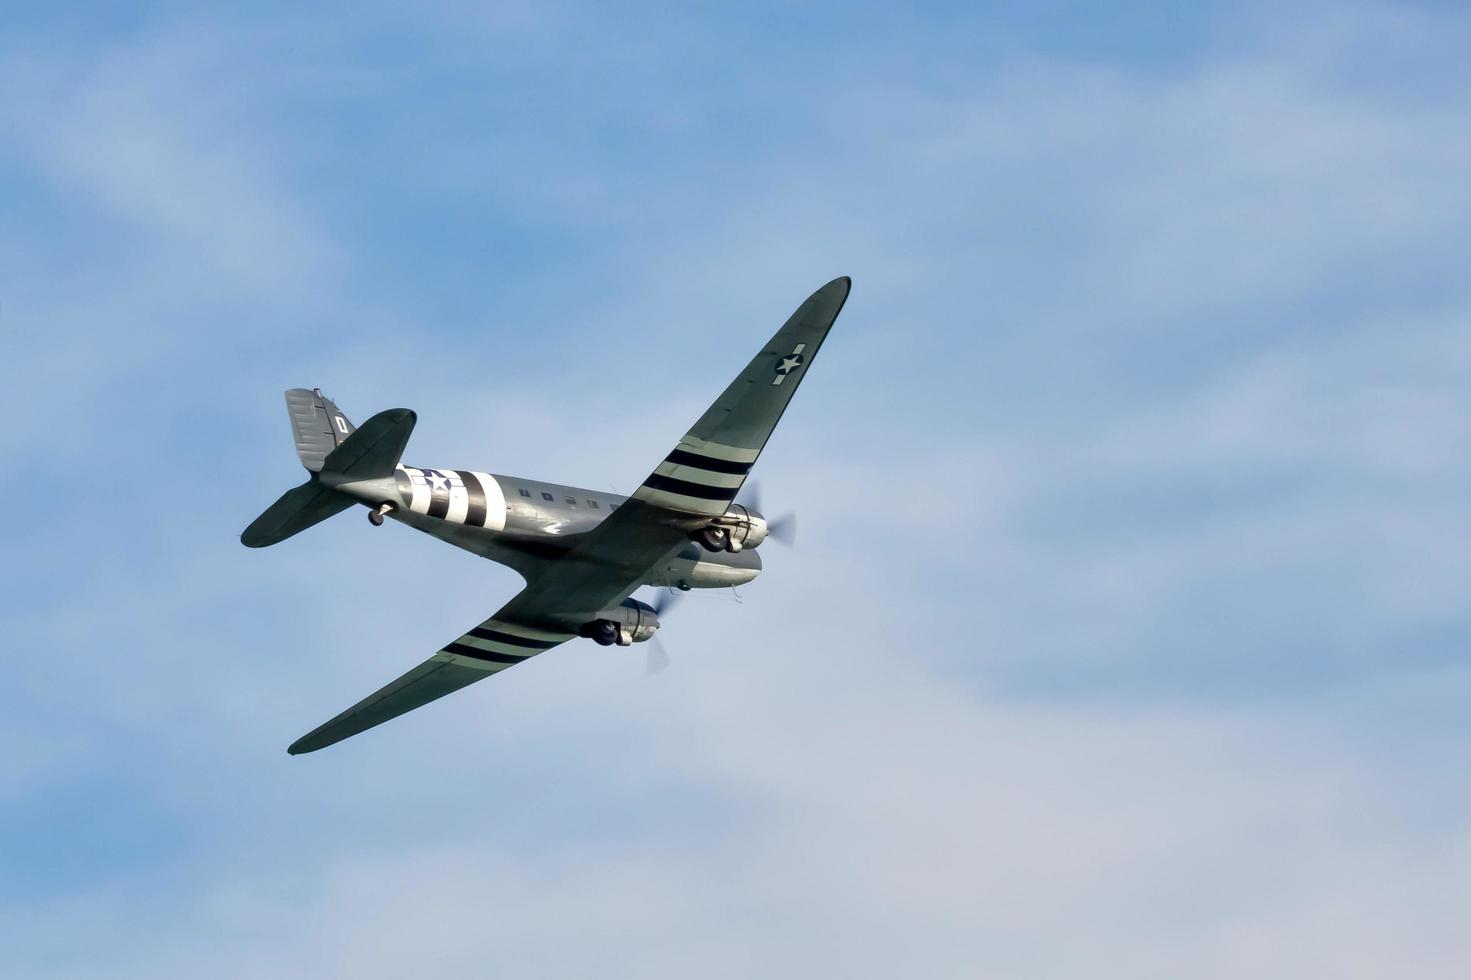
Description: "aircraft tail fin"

(242, 391), (417, 548)
(286, 388), (355, 472)
(319, 407), (416, 481)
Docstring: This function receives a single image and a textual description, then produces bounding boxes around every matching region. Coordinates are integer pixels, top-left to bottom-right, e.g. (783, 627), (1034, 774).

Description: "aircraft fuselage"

(322, 464), (761, 590)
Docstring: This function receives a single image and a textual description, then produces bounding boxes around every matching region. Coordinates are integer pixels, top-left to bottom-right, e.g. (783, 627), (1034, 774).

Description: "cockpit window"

(518, 488), (531, 497)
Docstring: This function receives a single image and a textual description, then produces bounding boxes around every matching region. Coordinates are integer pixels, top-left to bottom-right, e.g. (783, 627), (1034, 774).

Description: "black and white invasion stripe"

(436, 619), (576, 673)
(631, 434), (758, 516)
(397, 466), (507, 530)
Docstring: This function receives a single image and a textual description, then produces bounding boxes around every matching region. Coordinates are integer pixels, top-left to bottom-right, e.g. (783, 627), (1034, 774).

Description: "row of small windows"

(516, 487), (617, 509)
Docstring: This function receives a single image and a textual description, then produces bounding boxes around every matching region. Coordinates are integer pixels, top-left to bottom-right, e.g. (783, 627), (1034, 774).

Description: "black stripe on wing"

(442, 642), (525, 665)
(466, 627), (561, 649)
(664, 449), (753, 475)
(642, 473), (741, 501)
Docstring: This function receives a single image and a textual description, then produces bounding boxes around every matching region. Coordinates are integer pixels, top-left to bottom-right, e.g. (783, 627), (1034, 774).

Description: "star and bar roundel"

(396, 466), (507, 529)
(772, 343), (806, 385)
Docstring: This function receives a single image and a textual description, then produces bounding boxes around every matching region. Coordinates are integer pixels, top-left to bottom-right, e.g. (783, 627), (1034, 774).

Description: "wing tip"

(355, 406), (417, 430)
(287, 734), (323, 755)
(813, 276), (851, 309)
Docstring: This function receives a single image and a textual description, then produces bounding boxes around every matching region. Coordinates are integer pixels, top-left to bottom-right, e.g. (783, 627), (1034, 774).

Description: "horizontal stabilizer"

(320, 408), (416, 481)
(241, 481), (354, 548)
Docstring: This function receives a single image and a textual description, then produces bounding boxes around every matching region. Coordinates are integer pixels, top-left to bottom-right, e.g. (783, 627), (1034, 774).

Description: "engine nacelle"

(580, 597), (660, 646)
(725, 504), (769, 552)
(694, 504), (768, 553)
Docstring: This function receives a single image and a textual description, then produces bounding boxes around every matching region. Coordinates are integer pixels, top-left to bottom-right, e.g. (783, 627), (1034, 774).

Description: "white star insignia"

(771, 343), (807, 385)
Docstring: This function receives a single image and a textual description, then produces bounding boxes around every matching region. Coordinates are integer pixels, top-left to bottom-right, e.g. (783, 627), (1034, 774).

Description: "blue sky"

(4, 2), (1471, 976)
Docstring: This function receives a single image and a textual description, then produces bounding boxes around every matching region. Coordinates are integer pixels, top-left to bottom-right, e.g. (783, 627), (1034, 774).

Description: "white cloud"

(12, 661), (1468, 979)
(4, 4), (1471, 978)
(0, 28), (338, 291)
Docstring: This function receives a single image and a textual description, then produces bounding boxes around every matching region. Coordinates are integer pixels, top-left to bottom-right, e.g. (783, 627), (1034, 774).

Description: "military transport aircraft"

(243, 276), (851, 754)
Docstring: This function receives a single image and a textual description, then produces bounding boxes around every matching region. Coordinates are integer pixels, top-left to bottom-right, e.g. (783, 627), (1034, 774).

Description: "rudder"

(242, 394), (416, 548)
(286, 388), (356, 472)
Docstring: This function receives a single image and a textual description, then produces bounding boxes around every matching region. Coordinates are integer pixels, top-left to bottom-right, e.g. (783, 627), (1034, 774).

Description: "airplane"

(242, 276), (851, 754)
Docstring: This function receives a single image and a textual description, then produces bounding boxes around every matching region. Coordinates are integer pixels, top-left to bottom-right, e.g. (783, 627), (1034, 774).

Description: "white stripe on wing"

(674, 435), (759, 463)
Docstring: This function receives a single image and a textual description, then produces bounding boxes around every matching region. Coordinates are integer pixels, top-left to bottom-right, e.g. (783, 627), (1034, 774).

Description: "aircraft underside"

(243, 275), (849, 753)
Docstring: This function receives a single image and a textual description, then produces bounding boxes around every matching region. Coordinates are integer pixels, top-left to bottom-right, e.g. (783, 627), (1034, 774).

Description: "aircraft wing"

(287, 276), (850, 753)
(491, 275), (852, 620)
(629, 275), (851, 518)
(287, 615), (576, 754)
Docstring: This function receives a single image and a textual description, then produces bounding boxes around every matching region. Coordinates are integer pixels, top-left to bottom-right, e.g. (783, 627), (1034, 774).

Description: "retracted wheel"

(698, 526), (729, 552)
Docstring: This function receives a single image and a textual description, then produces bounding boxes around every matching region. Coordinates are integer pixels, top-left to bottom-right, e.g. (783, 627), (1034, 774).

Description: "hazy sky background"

(4, 2), (1470, 976)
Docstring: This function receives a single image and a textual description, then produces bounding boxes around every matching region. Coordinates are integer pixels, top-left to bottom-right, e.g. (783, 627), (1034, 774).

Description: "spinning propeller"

(740, 481), (796, 547)
(645, 483), (792, 675)
(645, 589), (682, 676)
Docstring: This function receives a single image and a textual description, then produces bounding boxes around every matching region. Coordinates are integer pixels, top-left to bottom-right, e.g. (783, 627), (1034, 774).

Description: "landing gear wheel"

(368, 502), (396, 527)
(698, 526), (729, 552)
(593, 620), (619, 646)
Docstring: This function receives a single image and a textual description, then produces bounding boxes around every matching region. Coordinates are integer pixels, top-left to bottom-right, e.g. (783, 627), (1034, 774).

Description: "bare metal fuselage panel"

(353, 465), (762, 589)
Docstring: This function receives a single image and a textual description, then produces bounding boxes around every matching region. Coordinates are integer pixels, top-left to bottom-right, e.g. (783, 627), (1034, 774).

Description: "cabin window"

(518, 488), (531, 498)
(541, 492), (553, 501)
(588, 500), (599, 509)
(565, 496), (577, 506)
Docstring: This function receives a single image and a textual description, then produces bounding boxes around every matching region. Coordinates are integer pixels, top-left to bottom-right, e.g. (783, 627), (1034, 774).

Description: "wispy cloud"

(4, 3), (1470, 977)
